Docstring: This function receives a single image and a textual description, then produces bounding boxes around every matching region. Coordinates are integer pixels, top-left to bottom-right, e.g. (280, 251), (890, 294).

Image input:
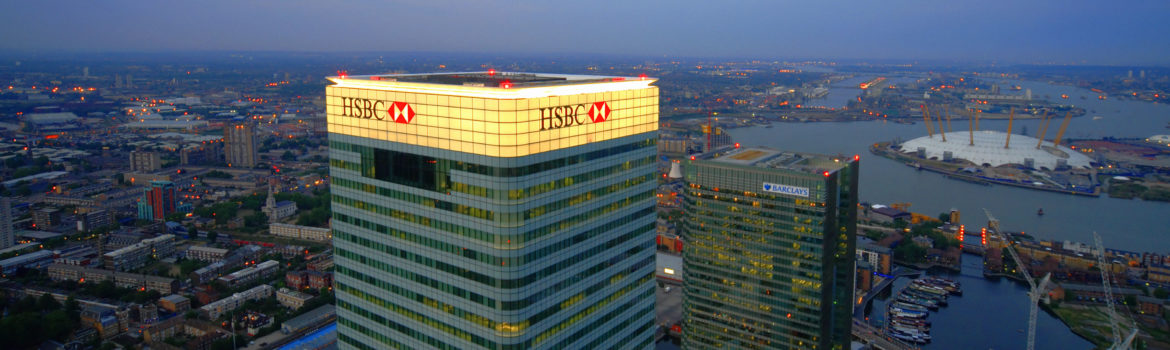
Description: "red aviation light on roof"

(337, 70), (348, 79)
(823, 171), (831, 177)
(500, 80), (513, 89)
(854, 154), (860, 161)
(487, 69), (496, 76)
(690, 156), (696, 161)
(639, 74), (648, 80)
(734, 143), (740, 149)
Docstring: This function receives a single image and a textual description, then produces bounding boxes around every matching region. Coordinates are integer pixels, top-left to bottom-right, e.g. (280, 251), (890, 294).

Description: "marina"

(881, 277), (962, 345)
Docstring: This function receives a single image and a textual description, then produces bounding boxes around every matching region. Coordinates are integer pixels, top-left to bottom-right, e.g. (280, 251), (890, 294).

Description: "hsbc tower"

(326, 72), (659, 349)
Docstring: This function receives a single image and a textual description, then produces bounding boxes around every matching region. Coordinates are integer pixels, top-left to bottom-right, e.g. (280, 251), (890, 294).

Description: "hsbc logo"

(540, 101), (611, 131)
(387, 101), (415, 124)
(339, 97), (415, 124)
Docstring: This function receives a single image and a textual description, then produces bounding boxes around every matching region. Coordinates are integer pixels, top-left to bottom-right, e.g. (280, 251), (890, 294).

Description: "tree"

(244, 211), (268, 228)
(281, 151), (296, 161)
(207, 231), (219, 242)
(166, 212), (186, 222)
(38, 292), (61, 311)
(894, 242), (927, 264)
(13, 295), (38, 314)
(65, 296), (80, 321)
(1124, 295), (1137, 306)
(44, 309), (77, 341)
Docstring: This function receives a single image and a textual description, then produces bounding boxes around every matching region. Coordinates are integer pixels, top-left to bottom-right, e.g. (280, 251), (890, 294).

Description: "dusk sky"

(1, 0), (1168, 64)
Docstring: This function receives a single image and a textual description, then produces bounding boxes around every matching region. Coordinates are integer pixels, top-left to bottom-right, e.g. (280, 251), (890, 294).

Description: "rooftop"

(335, 71), (642, 88)
(710, 147), (854, 175)
(327, 71), (655, 99)
(898, 131), (1093, 169)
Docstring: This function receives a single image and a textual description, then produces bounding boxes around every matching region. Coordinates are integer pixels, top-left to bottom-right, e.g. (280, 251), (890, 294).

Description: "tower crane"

(983, 209), (1051, 350)
(1092, 232), (1139, 350)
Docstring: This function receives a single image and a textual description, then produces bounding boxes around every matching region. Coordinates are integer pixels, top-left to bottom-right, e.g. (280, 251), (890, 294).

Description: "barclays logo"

(763, 182), (809, 197)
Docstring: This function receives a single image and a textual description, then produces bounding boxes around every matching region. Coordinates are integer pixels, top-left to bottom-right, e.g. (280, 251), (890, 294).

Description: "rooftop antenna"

(1005, 107), (1015, 149)
(945, 110), (953, 133)
(975, 109), (981, 132)
(1035, 111), (1052, 149)
(921, 105), (934, 138)
(937, 108), (947, 142)
(968, 109), (975, 146)
(1053, 111), (1072, 148)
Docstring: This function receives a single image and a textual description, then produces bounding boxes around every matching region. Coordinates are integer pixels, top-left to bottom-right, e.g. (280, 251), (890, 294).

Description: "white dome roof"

(898, 130), (1093, 169)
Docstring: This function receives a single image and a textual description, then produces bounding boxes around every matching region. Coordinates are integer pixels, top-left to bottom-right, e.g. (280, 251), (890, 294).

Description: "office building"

(680, 148), (858, 350)
(137, 181), (176, 221)
(224, 123), (258, 168)
(130, 151), (162, 172)
(0, 197), (13, 249)
(327, 71), (659, 349)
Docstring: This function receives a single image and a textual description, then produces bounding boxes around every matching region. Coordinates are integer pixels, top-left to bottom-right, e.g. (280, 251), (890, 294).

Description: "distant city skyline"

(1, 1), (1168, 65)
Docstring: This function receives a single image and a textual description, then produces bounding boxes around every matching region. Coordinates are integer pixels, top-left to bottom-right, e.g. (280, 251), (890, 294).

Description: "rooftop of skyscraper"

(329, 71), (651, 89)
(710, 147), (855, 175)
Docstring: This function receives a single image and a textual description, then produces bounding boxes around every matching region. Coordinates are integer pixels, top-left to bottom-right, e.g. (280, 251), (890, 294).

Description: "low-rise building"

(102, 234), (175, 271)
(47, 263), (178, 294)
(0, 249), (56, 275)
(269, 223), (331, 241)
(216, 260), (279, 287)
(199, 284), (274, 320)
(159, 294), (191, 313)
(857, 237), (893, 275)
(185, 245), (229, 262)
(281, 305), (335, 335)
(276, 288), (313, 310)
(1148, 264), (1170, 284)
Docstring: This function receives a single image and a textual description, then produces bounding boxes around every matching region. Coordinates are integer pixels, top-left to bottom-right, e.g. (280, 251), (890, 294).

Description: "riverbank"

(869, 141), (1101, 197)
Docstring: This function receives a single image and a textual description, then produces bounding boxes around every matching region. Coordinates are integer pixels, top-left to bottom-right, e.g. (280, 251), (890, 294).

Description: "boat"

(889, 329), (932, 343)
(900, 295), (943, 308)
(892, 302), (929, 312)
(889, 332), (930, 344)
(908, 284), (948, 296)
(1037, 208), (1045, 216)
(903, 289), (946, 302)
(890, 309), (928, 319)
(890, 317), (931, 326)
(889, 307), (928, 317)
(898, 295), (941, 309)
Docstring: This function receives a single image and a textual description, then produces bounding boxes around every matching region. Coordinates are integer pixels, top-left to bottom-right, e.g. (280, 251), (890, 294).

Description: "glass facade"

(680, 151), (858, 350)
(328, 73), (658, 350)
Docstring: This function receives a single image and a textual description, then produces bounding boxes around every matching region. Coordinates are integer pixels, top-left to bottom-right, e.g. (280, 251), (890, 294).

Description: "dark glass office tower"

(681, 148), (858, 350)
(327, 72), (659, 349)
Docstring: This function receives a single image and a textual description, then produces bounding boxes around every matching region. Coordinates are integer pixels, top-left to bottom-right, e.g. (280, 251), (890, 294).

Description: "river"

(728, 78), (1170, 253)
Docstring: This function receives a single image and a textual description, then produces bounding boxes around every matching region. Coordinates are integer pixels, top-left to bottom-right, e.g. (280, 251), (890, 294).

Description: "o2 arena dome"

(898, 130), (1093, 170)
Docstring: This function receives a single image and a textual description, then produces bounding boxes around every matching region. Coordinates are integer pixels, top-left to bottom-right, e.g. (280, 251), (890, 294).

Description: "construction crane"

(1092, 232), (1140, 350)
(983, 209), (1051, 350)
